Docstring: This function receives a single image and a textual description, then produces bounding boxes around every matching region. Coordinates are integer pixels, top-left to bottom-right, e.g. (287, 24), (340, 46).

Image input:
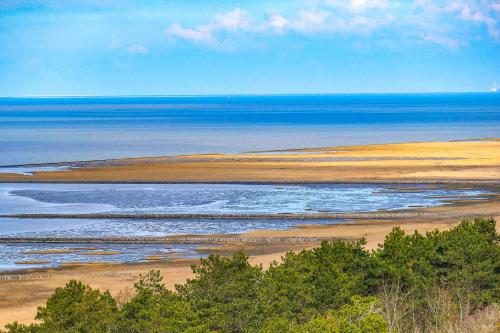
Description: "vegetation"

(4, 218), (499, 333)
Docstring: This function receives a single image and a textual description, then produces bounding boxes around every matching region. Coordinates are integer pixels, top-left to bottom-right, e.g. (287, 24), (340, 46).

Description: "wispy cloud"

(413, 0), (499, 38)
(166, 8), (253, 46)
(167, 5), (393, 46)
(460, 4), (498, 38)
(127, 43), (148, 54)
(421, 33), (461, 49)
(291, 10), (331, 33)
(163, 0), (499, 49)
(5, 0), (497, 53)
(167, 24), (214, 45)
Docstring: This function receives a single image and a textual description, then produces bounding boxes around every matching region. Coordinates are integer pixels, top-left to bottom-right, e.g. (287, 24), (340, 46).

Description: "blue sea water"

(1, 93), (499, 165)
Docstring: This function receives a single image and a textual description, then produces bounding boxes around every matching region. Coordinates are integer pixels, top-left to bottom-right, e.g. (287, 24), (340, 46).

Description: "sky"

(0, 0), (499, 96)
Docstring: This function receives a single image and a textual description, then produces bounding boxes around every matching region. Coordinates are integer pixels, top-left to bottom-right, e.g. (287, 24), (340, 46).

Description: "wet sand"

(0, 140), (499, 182)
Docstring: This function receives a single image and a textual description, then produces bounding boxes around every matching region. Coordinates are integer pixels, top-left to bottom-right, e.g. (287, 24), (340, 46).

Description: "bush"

(176, 251), (263, 332)
(3, 218), (498, 333)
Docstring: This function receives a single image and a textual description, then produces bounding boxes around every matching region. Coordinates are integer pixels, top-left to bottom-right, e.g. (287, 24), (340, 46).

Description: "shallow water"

(0, 183), (489, 216)
(0, 218), (343, 238)
(0, 243), (203, 271)
(0, 182), (492, 271)
(0, 165), (72, 175)
(1, 94), (499, 165)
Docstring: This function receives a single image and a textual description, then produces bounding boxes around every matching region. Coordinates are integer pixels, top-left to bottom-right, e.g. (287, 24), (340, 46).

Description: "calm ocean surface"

(1, 93), (499, 165)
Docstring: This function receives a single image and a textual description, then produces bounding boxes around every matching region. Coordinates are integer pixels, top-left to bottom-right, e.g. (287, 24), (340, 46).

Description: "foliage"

(119, 270), (206, 333)
(176, 251), (263, 332)
(372, 218), (500, 331)
(258, 296), (388, 333)
(299, 296), (388, 333)
(5, 280), (118, 333)
(3, 218), (499, 333)
(257, 239), (370, 323)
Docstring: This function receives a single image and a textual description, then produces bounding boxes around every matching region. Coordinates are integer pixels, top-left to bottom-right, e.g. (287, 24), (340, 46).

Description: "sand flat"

(0, 140), (498, 183)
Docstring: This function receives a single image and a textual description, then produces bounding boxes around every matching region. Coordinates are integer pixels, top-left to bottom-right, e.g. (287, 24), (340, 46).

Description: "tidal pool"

(0, 182), (492, 271)
(0, 183), (490, 215)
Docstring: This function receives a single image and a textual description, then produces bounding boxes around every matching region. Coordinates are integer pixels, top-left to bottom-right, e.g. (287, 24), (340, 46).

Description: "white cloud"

(166, 23), (214, 44)
(269, 14), (288, 30)
(288, 8), (393, 35)
(128, 44), (148, 54)
(166, 8), (253, 46)
(348, 0), (390, 12)
(214, 8), (250, 31)
(322, 0), (392, 12)
(165, 1), (499, 49)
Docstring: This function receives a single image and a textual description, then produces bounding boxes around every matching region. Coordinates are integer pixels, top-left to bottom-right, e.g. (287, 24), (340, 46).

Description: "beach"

(0, 137), (499, 326)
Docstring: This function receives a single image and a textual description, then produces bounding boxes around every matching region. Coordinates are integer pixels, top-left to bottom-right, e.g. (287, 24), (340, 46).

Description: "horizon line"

(0, 91), (496, 98)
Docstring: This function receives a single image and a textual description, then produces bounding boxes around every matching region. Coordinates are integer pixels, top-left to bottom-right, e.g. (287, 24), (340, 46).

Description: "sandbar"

(0, 140), (498, 183)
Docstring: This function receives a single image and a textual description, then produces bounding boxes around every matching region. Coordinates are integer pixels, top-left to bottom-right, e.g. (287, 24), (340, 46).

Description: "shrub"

(3, 218), (498, 333)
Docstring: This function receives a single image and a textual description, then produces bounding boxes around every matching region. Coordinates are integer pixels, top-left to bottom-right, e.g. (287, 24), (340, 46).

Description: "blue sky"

(0, 0), (499, 96)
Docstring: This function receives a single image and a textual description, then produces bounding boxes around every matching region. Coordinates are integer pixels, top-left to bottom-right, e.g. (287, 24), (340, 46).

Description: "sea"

(1, 93), (499, 166)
